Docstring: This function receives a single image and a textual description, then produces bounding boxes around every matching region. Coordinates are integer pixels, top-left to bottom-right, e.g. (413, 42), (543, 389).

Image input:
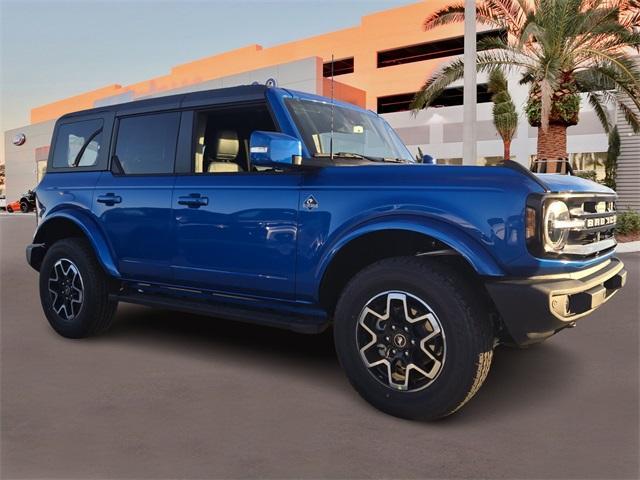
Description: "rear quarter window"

(51, 119), (104, 168)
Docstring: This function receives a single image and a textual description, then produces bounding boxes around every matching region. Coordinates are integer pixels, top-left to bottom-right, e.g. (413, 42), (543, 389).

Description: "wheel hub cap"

(392, 333), (407, 348)
(48, 258), (84, 321)
(356, 291), (446, 392)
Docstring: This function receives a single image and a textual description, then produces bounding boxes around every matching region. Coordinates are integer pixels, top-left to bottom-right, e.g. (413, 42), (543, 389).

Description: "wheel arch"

(31, 211), (120, 278)
(317, 218), (503, 313)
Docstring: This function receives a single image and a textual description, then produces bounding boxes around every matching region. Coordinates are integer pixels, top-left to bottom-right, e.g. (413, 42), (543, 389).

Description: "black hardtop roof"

(57, 84), (271, 122)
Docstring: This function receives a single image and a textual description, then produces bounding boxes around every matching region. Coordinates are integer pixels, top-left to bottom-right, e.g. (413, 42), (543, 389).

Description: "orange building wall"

(31, 0), (467, 124)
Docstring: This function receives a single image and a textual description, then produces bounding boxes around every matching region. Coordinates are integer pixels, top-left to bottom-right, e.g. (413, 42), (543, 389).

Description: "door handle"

(96, 193), (122, 206)
(178, 194), (209, 208)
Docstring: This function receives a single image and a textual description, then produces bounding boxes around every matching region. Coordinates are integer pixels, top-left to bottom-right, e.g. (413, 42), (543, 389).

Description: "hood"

(534, 173), (615, 195)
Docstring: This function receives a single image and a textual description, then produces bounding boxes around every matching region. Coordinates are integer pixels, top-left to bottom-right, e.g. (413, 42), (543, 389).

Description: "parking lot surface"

(1, 214), (638, 479)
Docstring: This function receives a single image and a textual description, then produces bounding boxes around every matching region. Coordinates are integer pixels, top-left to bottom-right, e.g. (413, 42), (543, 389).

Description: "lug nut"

(404, 326), (409, 332)
(391, 325), (396, 330)
(385, 336), (390, 342)
(411, 339), (416, 345)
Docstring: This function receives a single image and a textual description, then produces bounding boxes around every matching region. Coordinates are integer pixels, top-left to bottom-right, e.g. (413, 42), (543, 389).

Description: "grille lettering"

(585, 215), (616, 228)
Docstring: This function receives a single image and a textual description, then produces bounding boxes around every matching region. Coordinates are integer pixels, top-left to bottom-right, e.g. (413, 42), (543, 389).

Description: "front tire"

(334, 257), (494, 420)
(20, 201), (29, 213)
(39, 238), (117, 338)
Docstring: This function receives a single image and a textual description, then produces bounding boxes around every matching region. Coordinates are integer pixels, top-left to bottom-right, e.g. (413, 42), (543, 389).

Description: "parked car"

(26, 85), (626, 420)
(5, 191), (36, 213)
(18, 189), (36, 212)
(6, 199), (21, 213)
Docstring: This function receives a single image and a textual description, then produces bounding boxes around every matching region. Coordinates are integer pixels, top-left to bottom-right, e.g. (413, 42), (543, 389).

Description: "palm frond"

(411, 51), (529, 111)
(587, 91), (613, 133)
(617, 99), (640, 133)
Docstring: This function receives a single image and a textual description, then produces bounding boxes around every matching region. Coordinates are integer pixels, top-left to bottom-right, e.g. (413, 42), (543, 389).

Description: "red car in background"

(5, 190), (35, 213)
(5, 199), (21, 213)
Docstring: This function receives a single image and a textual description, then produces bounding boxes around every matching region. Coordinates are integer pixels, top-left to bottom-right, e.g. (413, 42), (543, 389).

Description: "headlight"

(543, 201), (570, 251)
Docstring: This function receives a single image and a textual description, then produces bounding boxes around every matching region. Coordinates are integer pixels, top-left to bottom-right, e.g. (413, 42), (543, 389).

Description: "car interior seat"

(207, 130), (242, 173)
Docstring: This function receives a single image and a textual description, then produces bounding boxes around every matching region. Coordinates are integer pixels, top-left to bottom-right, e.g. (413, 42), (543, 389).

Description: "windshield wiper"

(313, 152), (412, 164)
(313, 152), (382, 162)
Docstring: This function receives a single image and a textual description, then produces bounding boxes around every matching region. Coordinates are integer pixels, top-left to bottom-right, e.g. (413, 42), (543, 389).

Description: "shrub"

(616, 210), (640, 236)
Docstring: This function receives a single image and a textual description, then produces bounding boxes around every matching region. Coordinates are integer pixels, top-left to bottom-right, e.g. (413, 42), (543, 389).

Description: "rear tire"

(334, 256), (494, 420)
(39, 238), (117, 338)
(20, 201), (29, 213)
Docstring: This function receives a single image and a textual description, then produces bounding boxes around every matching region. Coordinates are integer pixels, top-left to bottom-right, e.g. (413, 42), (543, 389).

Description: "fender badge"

(303, 195), (319, 210)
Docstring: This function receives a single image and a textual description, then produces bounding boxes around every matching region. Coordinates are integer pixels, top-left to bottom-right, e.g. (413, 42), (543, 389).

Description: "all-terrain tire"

(39, 238), (117, 338)
(334, 256), (494, 420)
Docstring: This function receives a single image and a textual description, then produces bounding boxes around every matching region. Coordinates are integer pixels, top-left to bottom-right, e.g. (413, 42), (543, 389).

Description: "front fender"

(33, 209), (120, 278)
(315, 214), (505, 283)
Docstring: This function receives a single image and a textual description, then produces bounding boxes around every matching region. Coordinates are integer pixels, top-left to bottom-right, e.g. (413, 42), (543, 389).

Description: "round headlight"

(544, 201), (570, 251)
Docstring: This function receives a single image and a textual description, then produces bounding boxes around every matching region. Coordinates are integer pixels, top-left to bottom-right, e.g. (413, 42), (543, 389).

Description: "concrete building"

(4, 0), (638, 209)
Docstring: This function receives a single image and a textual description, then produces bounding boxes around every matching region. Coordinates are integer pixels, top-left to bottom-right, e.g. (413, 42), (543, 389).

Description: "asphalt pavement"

(1, 214), (638, 479)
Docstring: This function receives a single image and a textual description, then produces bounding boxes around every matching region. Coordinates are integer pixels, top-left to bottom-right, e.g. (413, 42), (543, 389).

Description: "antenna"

(330, 54), (335, 160)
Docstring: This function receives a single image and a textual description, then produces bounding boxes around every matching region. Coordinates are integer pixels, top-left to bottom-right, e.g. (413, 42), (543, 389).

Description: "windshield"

(285, 98), (414, 162)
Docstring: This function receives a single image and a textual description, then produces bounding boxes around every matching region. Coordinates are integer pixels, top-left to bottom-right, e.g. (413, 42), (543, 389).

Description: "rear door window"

(52, 119), (103, 168)
(114, 112), (180, 174)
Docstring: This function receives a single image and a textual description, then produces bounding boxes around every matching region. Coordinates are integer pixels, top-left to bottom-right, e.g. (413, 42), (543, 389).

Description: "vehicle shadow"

(104, 304), (580, 420)
(104, 303), (339, 369)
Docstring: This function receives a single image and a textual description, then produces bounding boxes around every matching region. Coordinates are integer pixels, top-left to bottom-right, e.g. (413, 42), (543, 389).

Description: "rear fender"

(33, 209), (120, 278)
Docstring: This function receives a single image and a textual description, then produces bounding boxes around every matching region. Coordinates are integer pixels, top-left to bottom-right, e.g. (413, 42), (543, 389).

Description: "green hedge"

(616, 210), (640, 235)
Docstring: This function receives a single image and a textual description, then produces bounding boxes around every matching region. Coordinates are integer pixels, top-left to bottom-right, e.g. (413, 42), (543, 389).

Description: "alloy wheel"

(356, 291), (446, 392)
(48, 258), (84, 321)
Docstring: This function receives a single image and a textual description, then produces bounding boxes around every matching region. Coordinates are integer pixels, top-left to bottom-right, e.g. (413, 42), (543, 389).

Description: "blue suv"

(27, 85), (627, 420)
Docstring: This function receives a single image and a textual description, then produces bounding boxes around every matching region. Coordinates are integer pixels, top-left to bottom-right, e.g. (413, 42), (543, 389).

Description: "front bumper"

(485, 257), (627, 346)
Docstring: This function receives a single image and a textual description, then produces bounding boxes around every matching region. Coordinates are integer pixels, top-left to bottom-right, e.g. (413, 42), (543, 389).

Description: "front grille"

(563, 195), (617, 256)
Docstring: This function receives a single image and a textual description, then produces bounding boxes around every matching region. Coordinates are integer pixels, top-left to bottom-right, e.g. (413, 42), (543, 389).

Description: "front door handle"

(178, 194), (209, 208)
(96, 193), (122, 206)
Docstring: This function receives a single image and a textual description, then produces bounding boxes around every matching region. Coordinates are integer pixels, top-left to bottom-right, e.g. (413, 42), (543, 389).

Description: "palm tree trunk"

(537, 124), (568, 173)
(504, 139), (511, 160)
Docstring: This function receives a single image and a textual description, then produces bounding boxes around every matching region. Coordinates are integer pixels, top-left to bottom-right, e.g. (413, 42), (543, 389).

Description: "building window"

(377, 29), (506, 68)
(377, 85), (491, 114)
(323, 57), (354, 77)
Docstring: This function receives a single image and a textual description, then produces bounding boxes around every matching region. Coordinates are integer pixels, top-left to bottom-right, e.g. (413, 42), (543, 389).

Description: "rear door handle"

(178, 194), (209, 208)
(96, 193), (122, 206)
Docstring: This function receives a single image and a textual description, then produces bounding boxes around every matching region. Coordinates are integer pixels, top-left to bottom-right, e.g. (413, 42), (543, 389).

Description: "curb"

(617, 241), (640, 253)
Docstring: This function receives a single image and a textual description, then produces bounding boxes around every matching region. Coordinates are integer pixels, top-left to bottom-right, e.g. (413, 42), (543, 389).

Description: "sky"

(0, 0), (411, 154)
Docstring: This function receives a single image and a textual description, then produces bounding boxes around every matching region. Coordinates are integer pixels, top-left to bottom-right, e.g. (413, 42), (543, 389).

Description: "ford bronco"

(27, 85), (627, 420)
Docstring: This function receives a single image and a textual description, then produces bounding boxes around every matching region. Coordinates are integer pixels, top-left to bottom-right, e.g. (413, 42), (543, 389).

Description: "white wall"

(4, 120), (56, 202)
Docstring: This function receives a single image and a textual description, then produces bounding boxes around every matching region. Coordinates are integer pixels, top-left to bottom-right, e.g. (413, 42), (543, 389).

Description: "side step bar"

(111, 292), (330, 334)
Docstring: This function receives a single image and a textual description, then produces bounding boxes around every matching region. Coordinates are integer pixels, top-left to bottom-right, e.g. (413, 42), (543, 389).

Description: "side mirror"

(249, 131), (302, 167)
(422, 154), (436, 165)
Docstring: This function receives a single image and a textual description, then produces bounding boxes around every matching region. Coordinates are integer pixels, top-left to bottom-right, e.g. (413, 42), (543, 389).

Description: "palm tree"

(487, 68), (518, 159)
(410, 0), (640, 171)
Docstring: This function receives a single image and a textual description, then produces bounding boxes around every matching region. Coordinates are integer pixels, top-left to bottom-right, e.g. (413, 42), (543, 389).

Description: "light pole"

(463, 0), (477, 165)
